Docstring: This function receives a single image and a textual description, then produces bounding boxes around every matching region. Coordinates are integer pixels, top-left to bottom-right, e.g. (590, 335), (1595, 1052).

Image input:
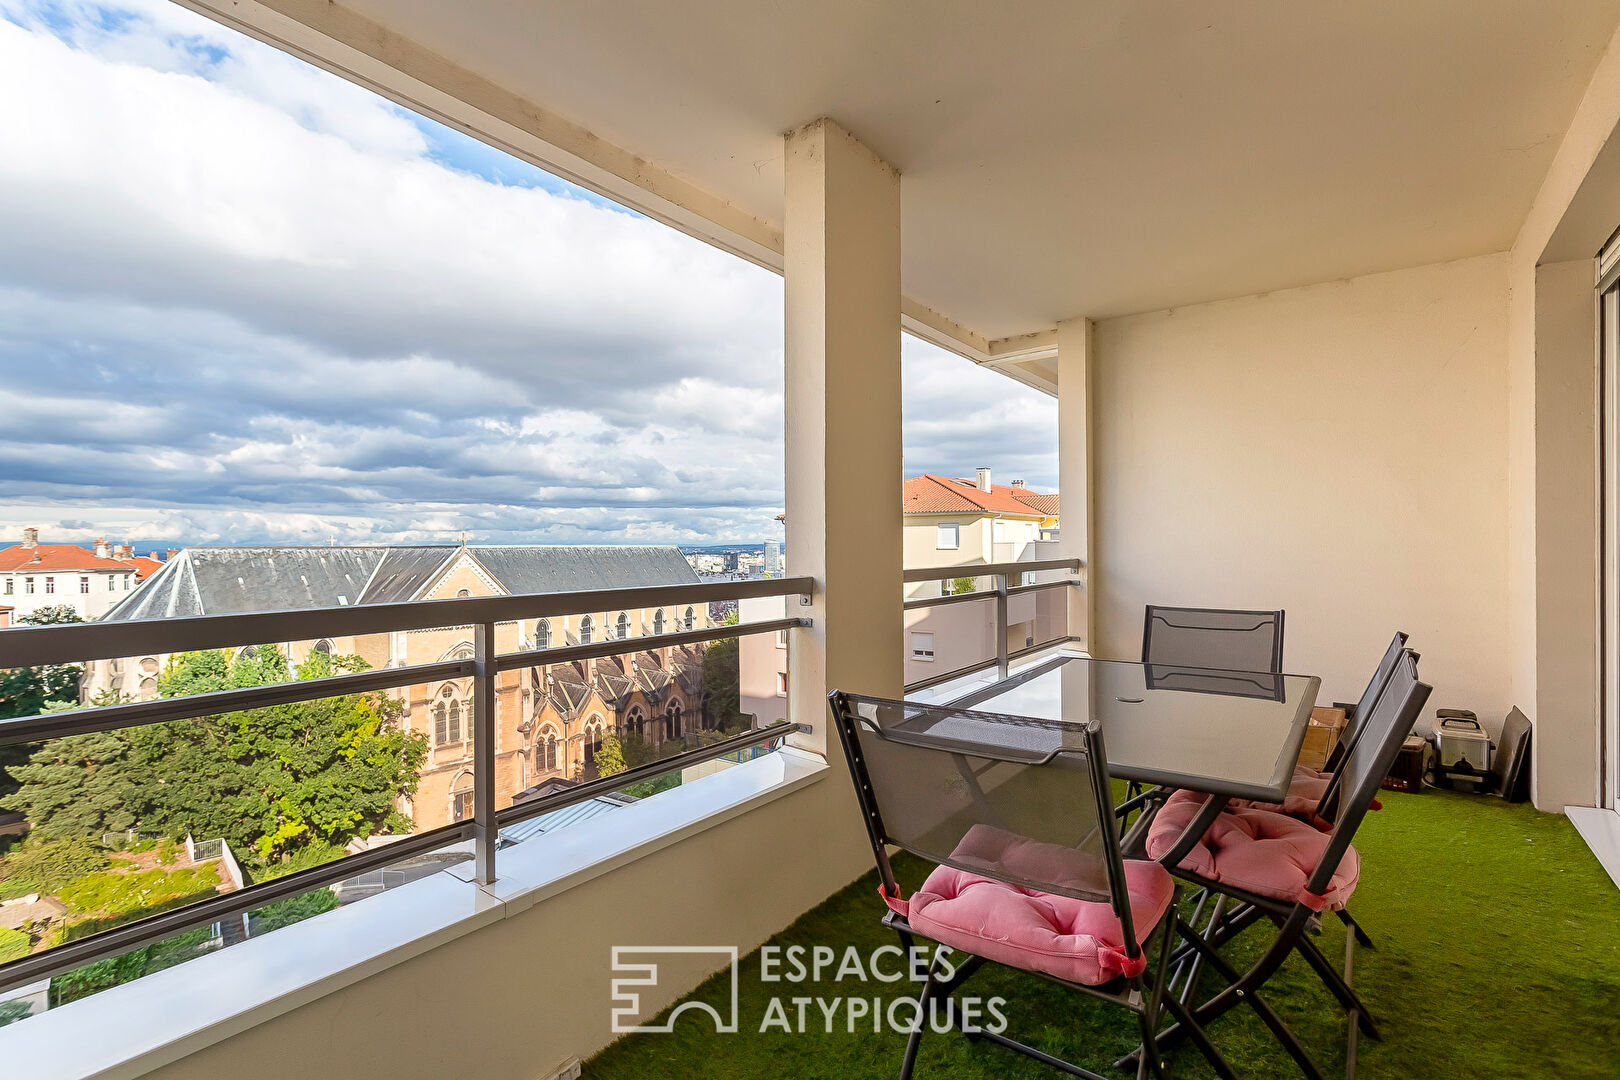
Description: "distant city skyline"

(0, 0), (1056, 547)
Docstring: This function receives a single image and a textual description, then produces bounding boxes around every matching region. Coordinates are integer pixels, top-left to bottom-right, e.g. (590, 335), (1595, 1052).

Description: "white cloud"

(0, 0), (1054, 549)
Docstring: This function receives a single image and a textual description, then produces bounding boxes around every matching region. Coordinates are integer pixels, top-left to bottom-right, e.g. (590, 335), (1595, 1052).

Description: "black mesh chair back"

(1315, 631), (1410, 790)
(829, 691), (1134, 929)
(1341, 631), (1409, 749)
(1310, 650), (1430, 898)
(1142, 606), (1285, 673)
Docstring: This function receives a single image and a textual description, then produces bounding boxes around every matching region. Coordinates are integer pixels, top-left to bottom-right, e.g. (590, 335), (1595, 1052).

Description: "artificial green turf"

(586, 791), (1620, 1079)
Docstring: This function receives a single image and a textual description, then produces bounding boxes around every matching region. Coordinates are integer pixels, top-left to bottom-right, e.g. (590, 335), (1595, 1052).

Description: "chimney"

(114, 544), (132, 560)
(975, 467), (992, 492)
(94, 537), (110, 559)
(166, 548), (179, 560)
(1011, 479), (1025, 489)
(21, 527), (37, 549)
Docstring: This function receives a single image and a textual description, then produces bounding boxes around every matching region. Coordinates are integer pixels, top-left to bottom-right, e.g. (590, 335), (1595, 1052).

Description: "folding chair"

(1141, 605), (1285, 673)
(1137, 650), (1431, 1080)
(1117, 607), (1289, 829)
(1224, 632), (1410, 951)
(829, 690), (1237, 1080)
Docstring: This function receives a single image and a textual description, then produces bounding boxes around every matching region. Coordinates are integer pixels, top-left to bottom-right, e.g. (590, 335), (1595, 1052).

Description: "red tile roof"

(903, 475), (1059, 517)
(0, 544), (161, 578)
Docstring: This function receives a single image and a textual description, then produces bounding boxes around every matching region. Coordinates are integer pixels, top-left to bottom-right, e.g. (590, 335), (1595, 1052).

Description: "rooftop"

(902, 474), (1060, 517)
(102, 543), (699, 620)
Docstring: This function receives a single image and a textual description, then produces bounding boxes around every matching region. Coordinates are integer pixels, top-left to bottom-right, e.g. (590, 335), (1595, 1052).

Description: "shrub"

(0, 837), (110, 894)
(0, 999), (31, 1028)
(0, 926), (30, 964)
(57, 863), (220, 918)
(250, 888), (338, 933)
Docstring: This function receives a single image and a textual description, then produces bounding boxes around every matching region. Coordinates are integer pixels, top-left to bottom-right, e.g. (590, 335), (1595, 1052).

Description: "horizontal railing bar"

(0, 575), (816, 668)
(497, 720), (797, 829)
(1007, 579), (1075, 597)
(0, 821), (475, 996)
(902, 591), (996, 611)
(901, 578), (1074, 611)
(494, 617), (810, 672)
(901, 558), (1079, 584)
(0, 660), (474, 748)
(902, 635), (1083, 696)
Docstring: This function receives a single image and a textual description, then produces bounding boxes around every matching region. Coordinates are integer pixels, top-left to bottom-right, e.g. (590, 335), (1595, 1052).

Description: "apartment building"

(0, 529), (164, 621)
(86, 543), (716, 831)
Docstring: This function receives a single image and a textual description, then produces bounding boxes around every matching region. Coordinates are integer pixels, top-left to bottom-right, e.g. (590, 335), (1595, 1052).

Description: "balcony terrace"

(5, 3), (1620, 1080)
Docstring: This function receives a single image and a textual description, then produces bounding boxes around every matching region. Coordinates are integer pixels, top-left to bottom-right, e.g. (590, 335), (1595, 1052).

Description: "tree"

(131, 646), (428, 860)
(593, 733), (627, 778)
(4, 646), (428, 863)
(0, 606), (86, 799)
(1, 727), (139, 841)
(950, 576), (978, 596)
(701, 636), (749, 732)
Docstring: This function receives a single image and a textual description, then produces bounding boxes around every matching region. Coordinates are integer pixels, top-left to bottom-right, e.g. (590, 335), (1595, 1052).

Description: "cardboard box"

(1298, 706), (1348, 771)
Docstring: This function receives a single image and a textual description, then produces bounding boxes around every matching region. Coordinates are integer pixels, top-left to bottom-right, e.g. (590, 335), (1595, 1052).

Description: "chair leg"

(1124, 915), (1328, 1080)
(1337, 907), (1374, 950)
(898, 956), (950, 1080)
(1161, 995), (1238, 1080)
(1291, 932), (1381, 1040)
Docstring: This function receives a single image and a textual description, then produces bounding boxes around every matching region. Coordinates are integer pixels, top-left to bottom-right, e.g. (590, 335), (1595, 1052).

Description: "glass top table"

(925, 655), (1322, 803)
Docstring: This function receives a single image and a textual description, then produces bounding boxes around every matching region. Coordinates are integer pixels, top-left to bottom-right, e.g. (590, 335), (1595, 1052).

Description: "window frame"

(936, 524), (960, 550)
(910, 631), (936, 661)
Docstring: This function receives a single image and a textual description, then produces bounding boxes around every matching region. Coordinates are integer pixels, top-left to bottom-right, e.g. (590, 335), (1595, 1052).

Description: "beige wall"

(1505, 17), (1620, 810)
(1090, 253), (1512, 725)
(133, 771), (870, 1080)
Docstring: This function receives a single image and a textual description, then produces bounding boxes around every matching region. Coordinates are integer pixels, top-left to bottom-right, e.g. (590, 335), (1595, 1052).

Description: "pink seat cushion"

(903, 825), (1175, 986)
(1227, 765), (1332, 820)
(1145, 789), (1359, 911)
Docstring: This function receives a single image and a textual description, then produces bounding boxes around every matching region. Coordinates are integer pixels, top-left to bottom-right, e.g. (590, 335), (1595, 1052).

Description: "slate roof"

(468, 545), (696, 594)
(102, 543), (700, 621)
(902, 474), (1060, 517)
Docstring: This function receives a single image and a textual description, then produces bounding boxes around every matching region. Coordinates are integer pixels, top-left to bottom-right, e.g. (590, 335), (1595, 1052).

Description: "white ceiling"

(319, 0), (1619, 340)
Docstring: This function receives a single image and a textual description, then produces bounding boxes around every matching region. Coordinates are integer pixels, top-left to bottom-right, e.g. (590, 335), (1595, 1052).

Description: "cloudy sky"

(0, 0), (1055, 549)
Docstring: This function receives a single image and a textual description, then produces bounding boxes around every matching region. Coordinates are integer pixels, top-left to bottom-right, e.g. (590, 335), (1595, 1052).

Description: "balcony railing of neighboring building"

(901, 557), (1083, 694)
(0, 575), (812, 996)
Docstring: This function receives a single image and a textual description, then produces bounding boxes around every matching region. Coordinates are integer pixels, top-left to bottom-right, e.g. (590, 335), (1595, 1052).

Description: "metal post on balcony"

(472, 620), (498, 884)
(994, 573), (1010, 680)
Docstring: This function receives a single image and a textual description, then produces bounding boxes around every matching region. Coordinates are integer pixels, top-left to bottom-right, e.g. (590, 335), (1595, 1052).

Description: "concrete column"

(783, 118), (903, 751)
(1056, 317), (1097, 653)
(1530, 259), (1602, 810)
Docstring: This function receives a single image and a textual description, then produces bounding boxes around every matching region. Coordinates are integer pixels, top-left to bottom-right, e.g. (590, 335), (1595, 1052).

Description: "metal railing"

(0, 575), (813, 994)
(903, 558), (1082, 690)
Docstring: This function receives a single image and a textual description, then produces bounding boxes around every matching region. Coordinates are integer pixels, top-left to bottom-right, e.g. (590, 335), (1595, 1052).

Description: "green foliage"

(49, 927), (216, 1007)
(950, 575), (978, 595)
(0, 926), (31, 963)
(1, 730), (140, 840)
(594, 733), (627, 778)
(248, 839), (346, 886)
(620, 772), (681, 800)
(250, 887), (338, 933)
(4, 647), (428, 864)
(0, 998), (31, 1028)
(0, 836), (110, 894)
(57, 862), (220, 917)
(701, 637), (746, 730)
(0, 607), (86, 797)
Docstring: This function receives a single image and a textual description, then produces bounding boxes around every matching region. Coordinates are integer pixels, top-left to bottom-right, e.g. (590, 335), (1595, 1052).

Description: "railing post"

(995, 573), (1010, 680)
(473, 620), (498, 884)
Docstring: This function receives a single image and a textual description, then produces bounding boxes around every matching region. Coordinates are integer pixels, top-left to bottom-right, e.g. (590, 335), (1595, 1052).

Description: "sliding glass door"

(1601, 239), (1620, 810)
